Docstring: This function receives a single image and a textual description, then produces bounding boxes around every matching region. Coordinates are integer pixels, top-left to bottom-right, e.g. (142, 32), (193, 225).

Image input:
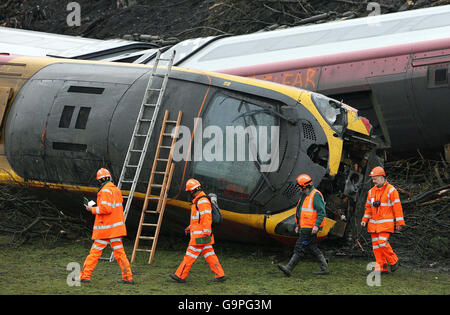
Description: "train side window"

(427, 65), (449, 88)
(434, 68), (447, 85)
(192, 93), (278, 199)
(75, 107), (91, 129)
(59, 106), (75, 128)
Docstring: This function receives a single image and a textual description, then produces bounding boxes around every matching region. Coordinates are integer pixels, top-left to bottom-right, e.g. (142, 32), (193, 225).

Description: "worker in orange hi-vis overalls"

(79, 168), (134, 284)
(170, 178), (226, 283)
(361, 166), (405, 274)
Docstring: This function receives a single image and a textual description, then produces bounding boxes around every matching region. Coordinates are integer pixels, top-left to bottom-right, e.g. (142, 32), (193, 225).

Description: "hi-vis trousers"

(175, 245), (225, 280)
(80, 238), (133, 281)
(371, 232), (398, 271)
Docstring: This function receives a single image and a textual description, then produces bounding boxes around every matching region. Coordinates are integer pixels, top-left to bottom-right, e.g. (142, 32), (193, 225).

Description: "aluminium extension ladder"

(131, 110), (182, 264)
(102, 49), (176, 262)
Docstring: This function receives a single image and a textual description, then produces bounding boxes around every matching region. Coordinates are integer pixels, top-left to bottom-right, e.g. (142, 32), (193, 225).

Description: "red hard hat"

(296, 174), (312, 187)
(185, 178), (201, 192)
(369, 166), (386, 177)
(96, 168), (111, 180)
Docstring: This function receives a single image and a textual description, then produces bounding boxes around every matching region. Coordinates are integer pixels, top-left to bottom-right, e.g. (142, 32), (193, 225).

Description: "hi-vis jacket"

(362, 181), (405, 233)
(91, 181), (126, 240)
(189, 191), (214, 246)
(295, 186), (326, 230)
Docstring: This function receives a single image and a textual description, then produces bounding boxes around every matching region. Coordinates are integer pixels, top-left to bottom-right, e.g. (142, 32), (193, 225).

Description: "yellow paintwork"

(297, 92), (344, 175)
(265, 206), (336, 238)
(346, 111), (370, 136)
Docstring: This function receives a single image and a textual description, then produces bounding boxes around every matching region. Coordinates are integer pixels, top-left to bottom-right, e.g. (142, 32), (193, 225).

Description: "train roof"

(174, 4), (450, 72)
(0, 26), (153, 60)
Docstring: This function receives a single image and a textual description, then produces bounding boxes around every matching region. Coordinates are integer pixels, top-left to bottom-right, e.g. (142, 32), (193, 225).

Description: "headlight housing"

(311, 93), (347, 134)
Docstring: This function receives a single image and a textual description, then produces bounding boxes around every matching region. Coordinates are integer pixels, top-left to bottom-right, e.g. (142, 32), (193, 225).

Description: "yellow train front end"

(0, 54), (375, 244)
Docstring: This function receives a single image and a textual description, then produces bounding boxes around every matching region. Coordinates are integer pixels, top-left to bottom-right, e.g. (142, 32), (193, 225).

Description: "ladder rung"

(121, 180), (133, 183)
(145, 210), (158, 214)
(165, 120), (178, 124)
(136, 248), (152, 252)
(135, 134), (147, 137)
(159, 146), (172, 149)
(142, 223), (158, 227)
(157, 58), (173, 62)
(130, 149), (143, 153)
(144, 103), (157, 107)
(162, 133), (173, 136)
(153, 171), (166, 174)
(126, 164), (138, 168)
(151, 184), (163, 188)
(148, 88), (161, 91)
(139, 236), (155, 240)
(157, 158), (169, 162)
(140, 119), (154, 122)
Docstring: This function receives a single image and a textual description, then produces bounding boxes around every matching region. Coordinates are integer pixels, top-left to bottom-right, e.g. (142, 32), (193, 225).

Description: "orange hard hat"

(185, 178), (201, 192)
(96, 168), (111, 180)
(296, 174), (312, 187)
(369, 166), (386, 177)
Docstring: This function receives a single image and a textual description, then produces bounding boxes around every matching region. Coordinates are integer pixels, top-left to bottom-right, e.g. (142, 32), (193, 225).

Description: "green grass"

(0, 235), (448, 295)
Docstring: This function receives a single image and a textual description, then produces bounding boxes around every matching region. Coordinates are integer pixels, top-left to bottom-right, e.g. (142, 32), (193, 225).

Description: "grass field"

(0, 234), (448, 295)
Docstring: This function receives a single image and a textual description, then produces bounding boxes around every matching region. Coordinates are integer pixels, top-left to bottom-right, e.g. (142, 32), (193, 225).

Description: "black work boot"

(169, 273), (186, 283)
(390, 261), (399, 272)
(117, 279), (135, 285)
(312, 253), (329, 275)
(277, 254), (301, 277)
(212, 276), (227, 282)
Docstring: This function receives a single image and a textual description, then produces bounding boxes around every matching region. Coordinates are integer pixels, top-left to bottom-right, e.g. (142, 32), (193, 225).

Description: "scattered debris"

(0, 185), (91, 247)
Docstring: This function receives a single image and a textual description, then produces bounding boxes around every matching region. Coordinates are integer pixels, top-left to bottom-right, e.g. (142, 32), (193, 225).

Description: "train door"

(410, 55), (450, 149)
(43, 80), (130, 184)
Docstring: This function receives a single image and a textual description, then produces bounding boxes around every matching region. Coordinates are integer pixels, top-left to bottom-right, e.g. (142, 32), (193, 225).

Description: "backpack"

(195, 193), (223, 226)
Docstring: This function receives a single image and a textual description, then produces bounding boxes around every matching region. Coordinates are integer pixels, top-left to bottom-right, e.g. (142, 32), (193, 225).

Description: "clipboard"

(83, 197), (96, 207)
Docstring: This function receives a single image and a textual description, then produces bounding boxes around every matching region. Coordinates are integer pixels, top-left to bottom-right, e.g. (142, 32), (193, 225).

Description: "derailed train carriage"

(0, 54), (375, 244)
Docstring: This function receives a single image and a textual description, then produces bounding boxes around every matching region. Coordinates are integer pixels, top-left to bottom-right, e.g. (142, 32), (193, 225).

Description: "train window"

(427, 66), (449, 88)
(75, 107), (91, 129)
(192, 93), (278, 199)
(68, 86), (105, 94)
(59, 106), (75, 128)
(434, 69), (447, 84)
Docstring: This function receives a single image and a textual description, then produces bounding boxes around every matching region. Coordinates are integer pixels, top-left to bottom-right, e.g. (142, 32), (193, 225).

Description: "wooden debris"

(0, 185), (91, 247)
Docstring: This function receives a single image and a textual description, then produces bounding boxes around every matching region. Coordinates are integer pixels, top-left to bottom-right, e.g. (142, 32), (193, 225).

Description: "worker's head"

(185, 178), (202, 197)
(296, 174), (312, 192)
(96, 168), (112, 184)
(369, 166), (386, 187)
